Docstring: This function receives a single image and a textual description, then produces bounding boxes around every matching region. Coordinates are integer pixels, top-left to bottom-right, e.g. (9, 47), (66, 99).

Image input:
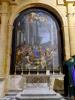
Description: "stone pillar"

(67, 3), (75, 56)
(63, 25), (70, 60)
(0, 2), (9, 76)
(0, 15), (1, 33)
(6, 25), (13, 75)
(4, 25), (13, 94)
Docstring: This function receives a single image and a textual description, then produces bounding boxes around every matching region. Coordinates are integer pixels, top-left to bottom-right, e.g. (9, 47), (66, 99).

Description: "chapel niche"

(10, 8), (63, 75)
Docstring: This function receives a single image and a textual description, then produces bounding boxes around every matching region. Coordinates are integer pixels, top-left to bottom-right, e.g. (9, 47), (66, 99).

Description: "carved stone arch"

(9, 2), (66, 26)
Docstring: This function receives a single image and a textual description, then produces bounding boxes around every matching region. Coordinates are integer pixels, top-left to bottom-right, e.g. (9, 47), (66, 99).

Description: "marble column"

(0, 2), (9, 76)
(67, 3), (75, 56)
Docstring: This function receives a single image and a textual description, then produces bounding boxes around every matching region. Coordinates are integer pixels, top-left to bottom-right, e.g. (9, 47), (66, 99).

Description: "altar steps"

(0, 83), (67, 100)
(0, 90), (67, 100)
(0, 90), (22, 100)
(16, 83), (65, 100)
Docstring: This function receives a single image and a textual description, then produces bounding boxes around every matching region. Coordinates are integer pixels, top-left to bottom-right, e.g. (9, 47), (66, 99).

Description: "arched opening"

(10, 7), (64, 75)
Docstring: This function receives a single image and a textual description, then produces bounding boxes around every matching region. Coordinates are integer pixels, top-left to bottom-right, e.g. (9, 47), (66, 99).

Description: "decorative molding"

(57, 0), (75, 5)
(64, 0), (75, 6)
(66, 12), (75, 17)
(0, 75), (5, 80)
(64, 0), (75, 3)
(66, 0), (75, 2)
(0, 0), (17, 5)
(56, 0), (65, 5)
